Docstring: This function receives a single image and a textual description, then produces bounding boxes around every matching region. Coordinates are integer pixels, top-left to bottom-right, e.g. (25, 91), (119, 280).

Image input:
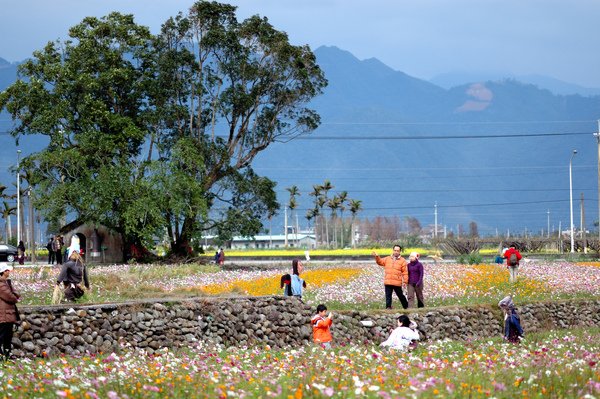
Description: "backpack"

(508, 252), (518, 266)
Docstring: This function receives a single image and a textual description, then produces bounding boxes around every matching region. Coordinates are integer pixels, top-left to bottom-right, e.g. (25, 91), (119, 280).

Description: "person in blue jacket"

(290, 259), (307, 298)
(499, 295), (524, 343)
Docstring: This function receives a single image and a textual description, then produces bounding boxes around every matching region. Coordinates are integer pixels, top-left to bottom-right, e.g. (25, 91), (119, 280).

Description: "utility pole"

(547, 209), (550, 238)
(28, 188), (36, 263)
(595, 120), (600, 242)
(581, 192), (587, 253)
(434, 202), (438, 238)
(16, 149), (21, 245)
(284, 206), (288, 247)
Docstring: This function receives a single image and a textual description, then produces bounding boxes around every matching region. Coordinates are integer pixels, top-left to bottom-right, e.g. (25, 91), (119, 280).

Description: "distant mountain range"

(431, 71), (600, 97)
(2, 47), (600, 236)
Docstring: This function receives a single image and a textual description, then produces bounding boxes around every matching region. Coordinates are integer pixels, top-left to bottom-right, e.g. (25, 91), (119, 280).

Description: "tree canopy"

(0, 1), (327, 259)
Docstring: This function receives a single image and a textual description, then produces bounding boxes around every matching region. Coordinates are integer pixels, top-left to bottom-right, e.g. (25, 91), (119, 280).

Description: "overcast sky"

(2, 0), (600, 87)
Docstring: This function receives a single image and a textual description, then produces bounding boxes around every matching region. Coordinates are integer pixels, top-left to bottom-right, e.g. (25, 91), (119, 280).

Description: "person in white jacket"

(380, 315), (420, 351)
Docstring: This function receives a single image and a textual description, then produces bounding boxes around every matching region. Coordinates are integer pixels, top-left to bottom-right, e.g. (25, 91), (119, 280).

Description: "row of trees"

(0, 2), (327, 259)
(285, 180), (363, 248)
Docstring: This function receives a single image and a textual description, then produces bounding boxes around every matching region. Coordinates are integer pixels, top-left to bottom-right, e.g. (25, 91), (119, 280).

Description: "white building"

(202, 233), (316, 250)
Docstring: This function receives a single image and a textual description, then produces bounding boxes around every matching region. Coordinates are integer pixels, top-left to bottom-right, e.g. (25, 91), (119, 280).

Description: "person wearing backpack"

(503, 244), (522, 283)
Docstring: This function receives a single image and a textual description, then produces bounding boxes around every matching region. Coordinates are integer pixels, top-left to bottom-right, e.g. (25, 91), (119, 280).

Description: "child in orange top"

(311, 304), (333, 348)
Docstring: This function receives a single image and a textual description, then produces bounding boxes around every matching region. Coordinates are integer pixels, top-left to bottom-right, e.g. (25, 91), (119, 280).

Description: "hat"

(0, 263), (13, 273)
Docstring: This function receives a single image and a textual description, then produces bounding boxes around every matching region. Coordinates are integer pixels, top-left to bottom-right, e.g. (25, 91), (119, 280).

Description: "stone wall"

(12, 297), (600, 357)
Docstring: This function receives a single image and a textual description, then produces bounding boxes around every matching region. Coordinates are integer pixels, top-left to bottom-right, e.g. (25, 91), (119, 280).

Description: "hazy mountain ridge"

(1, 47), (599, 234)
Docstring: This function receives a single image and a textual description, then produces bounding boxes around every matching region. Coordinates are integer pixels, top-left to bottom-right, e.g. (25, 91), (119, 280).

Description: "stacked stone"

(10, 298), (600, 358)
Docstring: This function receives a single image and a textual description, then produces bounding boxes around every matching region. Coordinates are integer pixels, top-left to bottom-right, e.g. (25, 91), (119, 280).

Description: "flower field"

(0, 329), (598, 398)
(12, 260), (600, 309)
(4, 260), (600, 397)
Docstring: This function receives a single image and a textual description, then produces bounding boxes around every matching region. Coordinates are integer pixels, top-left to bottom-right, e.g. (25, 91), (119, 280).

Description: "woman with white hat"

(0, 263), (20, 360)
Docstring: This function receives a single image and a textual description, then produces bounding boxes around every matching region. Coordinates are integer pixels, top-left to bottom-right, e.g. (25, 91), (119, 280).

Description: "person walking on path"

(0, 263), (20, 361)
(503, 244), (522, 283)
(46, 237), (55, 265)
(53, 236), (63, 265)
(218, 248), (225, 266)
(372, 244), (409, 309)
(17, 241), (25, 265)
(311, 304), (333, 348)
(406, 252), (425, 308)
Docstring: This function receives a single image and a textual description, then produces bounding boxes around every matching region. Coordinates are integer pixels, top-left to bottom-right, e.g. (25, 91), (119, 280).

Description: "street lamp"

(569, 149), (577, 253)
(595, 120), (600, 242)
(16, 149), (21, 244)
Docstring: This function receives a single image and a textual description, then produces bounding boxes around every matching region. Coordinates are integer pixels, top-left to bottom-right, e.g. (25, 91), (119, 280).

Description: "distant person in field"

(372, 244), (408, 309)
(311, 304), (333, 348)
(17, 241), (25, 265)
(47, 237), (55, 265)
(406, 252), (425, 308)
(503, 244), (522, 283)
(218, 248), (225, 266)
(498, 295), (524, 343)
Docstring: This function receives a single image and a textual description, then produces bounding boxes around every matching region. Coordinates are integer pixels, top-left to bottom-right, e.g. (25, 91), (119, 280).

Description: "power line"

(292, 131), (592, 140)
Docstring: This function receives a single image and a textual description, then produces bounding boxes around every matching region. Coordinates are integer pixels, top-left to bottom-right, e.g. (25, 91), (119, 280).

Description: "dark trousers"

(48, 250), (55, 264)
(56, 250), (63, 265)
(0, 322), (14, 359)
(384, 285), (408, 309)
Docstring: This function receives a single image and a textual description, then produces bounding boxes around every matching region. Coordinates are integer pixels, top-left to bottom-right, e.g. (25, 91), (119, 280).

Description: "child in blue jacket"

(499, 295), (524, 343)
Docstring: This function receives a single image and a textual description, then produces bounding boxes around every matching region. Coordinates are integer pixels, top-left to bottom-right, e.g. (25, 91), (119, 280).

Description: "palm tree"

(321, 180), (333, 247)
(1, 201), (16, 243)
(327, 196), (342, 248)
(309, 185), (323, 246)
(349, 199), (363, 248)
(286, 185), (300, 247)
(337, 191), (348, 248)
(305, 208), (317, 247)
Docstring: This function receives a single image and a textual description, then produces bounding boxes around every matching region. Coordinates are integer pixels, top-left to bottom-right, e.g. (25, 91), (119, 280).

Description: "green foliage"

(0, 1), (327, 259)
(457, 252), (483, 265)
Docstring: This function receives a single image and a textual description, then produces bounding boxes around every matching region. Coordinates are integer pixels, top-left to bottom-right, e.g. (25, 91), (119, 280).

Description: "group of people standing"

(46, 235), (65, 265)
(372, 245), (425, 310)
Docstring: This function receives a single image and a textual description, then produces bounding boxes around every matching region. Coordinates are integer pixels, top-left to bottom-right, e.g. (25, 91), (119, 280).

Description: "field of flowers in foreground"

(12, 260), (600, 308)
(0, 329), (598, 398)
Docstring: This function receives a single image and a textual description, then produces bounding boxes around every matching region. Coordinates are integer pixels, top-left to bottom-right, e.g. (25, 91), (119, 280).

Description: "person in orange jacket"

(372, 244), (409, 309)
(312, 304), (333, 348)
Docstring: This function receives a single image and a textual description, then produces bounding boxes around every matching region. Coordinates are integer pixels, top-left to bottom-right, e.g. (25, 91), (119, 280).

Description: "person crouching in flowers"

(380, 315), (420, 351)
(312, 304), (333, 348)
(0, 263), (20, 360)
(56, 251), (89, 302)
(498, 295), (524, 343)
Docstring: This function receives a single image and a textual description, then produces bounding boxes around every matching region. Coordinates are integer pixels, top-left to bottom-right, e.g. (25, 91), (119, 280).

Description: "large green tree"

(0, 13), (155, 259)
(0, 1), (326, 259)
(147, 1), (326, 254)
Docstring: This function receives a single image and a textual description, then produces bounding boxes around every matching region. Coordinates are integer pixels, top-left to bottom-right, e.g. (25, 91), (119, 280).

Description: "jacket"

(407, 260), (424, 286)
(290, 274), (305, 297)
(503, 248), (522, 267)
(312, 315), (332, 343)
(0, 278), (20, 323)
(375, 255), (408, 286)
(380, 326), (420, 350)
(57, 259), (90, 288)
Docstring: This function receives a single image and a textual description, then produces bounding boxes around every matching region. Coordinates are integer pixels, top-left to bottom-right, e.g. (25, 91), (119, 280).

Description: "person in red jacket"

(312, 304), (333, 348)
(503, 244), (522, 283)
(0, 263), (20, 361)
(372, 244), (409, 309)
